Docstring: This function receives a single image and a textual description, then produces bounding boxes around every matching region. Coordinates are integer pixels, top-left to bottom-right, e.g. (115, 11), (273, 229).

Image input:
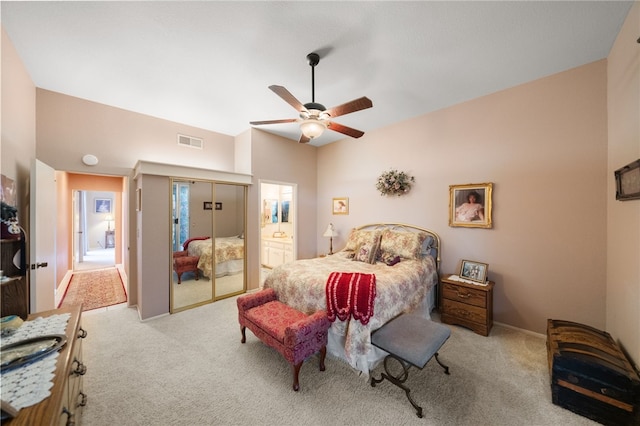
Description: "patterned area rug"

(61, 268), (126, 311)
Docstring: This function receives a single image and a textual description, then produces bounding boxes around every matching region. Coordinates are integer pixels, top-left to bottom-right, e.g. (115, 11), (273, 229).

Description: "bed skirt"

(215, 259), (244, 278)
(326, 284), (436, 376)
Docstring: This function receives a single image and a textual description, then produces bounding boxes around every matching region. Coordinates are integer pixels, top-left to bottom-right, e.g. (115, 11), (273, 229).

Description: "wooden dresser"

(440, 274), (494, 336)
(5, 305), (87, 426)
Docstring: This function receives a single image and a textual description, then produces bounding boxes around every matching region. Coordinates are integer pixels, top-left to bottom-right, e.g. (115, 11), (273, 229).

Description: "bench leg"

(292, 362), (302, 391)
(370, 354), (424, 418)
(240, 325), (246, 343)
(434, 352), (450, 375)
(319, 346), (326, 371)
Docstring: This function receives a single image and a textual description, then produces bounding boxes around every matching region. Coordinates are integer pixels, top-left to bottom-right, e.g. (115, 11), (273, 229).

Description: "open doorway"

(73, 190), (116, 271)
(260, 181), (296, 285)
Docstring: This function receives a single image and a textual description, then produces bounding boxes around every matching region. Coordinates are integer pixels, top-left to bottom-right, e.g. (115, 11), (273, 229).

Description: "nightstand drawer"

(442, 298), (487, 324)
(442, 282), (487, 308)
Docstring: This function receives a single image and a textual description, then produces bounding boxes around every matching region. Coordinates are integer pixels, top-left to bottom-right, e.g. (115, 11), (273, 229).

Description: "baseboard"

(115, 264), (127, 296)
(56, 270), (74, 308)
(494, 320), (545, 339)
(137, 306), (169, 322)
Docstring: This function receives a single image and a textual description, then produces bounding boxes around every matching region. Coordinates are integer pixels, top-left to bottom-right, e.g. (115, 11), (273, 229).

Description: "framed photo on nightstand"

(459, 259), (488, 283)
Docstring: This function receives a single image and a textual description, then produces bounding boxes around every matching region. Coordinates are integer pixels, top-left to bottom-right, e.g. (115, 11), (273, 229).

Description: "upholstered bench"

(370, 313), (451, 418)
(172, 251), (199, 284)
(237, 288), (330, 391)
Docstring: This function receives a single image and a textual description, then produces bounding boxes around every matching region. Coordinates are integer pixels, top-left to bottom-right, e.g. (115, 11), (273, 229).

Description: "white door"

(29, 159), (57, 312)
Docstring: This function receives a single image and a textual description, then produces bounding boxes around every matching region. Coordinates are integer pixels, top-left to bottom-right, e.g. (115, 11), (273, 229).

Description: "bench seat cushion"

(371, 313), (450, 368)
(244, 300), (308, 343)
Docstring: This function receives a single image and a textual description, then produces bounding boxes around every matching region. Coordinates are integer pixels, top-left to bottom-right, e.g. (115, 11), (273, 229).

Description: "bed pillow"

(343, 229), (382, 253)
(352, 241), (379, 264)
(379, 230), (427, 260)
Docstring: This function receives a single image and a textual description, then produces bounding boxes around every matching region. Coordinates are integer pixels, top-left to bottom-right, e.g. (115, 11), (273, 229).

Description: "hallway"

(75, 248), (115, 271)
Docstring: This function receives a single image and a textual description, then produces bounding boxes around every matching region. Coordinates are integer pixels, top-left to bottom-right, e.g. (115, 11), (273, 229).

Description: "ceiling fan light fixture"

(300, 118), (327, 139)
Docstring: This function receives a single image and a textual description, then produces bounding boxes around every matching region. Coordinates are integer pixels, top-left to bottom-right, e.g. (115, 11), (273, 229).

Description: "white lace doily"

(0, 313), (71, 410)
(446, 274), (489, 286)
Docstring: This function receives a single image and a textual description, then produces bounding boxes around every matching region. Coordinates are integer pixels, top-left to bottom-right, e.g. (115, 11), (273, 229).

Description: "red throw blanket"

(325, 272), (376, 325)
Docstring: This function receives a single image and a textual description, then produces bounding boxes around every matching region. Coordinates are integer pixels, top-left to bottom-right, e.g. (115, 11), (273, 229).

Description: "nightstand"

(440, 274), (494, 336)
(105, 230), (115, 248)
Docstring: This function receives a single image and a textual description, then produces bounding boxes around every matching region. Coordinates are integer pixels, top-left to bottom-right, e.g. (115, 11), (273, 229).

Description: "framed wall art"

(332, 197), (349, 215)
(95, 198), (112, 214)
(449, 183), (493, 228)
(614, 159), (640, 201)
(459, 259), (489, 283)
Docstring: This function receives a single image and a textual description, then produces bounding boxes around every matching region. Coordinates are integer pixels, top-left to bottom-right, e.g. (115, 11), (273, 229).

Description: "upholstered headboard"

(351, 223), (441, 271)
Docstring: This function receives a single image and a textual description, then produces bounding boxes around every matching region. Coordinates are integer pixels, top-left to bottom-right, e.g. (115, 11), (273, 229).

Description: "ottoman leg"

(240, 326), (246, 343)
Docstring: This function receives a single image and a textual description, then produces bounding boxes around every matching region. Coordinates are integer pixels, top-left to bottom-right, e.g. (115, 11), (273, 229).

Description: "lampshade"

(300, 118), (327, 139)
(323, 223), (337, 238)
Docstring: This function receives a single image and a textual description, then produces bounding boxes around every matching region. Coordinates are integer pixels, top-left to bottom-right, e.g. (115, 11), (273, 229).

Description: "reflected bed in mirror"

(171, 179), (247, 313)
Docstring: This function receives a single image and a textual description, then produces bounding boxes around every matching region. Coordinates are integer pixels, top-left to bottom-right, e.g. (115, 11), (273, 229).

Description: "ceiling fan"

(250, 52), (373, 143)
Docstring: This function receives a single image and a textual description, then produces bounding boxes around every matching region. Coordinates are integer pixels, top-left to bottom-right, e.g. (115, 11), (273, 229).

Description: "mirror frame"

(170, 178), (248, 313)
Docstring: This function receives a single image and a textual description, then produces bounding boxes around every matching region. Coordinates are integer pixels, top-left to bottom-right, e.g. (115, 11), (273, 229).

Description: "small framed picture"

(95, 198), (112, 214)
(215, 202), (222, 210)
(332, 197), (349, 215)
(449, 183), (493, 228)
(459, 259), (489, 283)
(614, 159), (640, 201)
(203, 201), (213, 210)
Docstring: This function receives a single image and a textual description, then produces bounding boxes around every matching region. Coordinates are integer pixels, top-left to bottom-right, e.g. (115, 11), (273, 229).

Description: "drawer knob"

(72, 359), (87, 376)
(77, 391), (88, 407)
(78, 327), (87, 339)
(62, 407), (75, 426)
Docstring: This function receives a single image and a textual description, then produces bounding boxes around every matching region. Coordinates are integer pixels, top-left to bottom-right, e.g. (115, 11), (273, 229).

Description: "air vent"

(177, 134), (203, 149)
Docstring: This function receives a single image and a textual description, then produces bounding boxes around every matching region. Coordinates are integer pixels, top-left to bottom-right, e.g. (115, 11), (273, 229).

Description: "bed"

(263, 223), (440, 375)
(185, 236), (244, 278)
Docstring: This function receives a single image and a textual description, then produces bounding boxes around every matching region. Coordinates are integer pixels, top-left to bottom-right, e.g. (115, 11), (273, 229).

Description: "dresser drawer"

(442, 282), (487, 308)
(442, 298), (487, 324)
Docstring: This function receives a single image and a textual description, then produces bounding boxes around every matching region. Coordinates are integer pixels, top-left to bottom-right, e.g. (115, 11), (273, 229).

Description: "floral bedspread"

(263, 251), (438, 373)
(188, 237), (244, 278)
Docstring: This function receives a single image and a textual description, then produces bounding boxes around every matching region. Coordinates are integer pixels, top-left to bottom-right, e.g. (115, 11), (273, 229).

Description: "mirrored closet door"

(170, 179), (246, 313)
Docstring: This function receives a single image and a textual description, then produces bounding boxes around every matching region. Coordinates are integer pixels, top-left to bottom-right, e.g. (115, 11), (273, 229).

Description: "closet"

(134, 161), (250, 318)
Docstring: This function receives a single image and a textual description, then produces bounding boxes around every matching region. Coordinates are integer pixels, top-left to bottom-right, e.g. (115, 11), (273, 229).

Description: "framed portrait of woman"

(449, 183), (493, 228)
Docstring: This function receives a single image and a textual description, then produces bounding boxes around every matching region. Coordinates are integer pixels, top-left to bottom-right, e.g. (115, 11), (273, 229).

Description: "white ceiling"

(1, 1), (633, 146)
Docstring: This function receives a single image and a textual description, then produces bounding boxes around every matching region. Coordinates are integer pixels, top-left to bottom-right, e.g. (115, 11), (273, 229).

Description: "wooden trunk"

(547, 319), (640, 426)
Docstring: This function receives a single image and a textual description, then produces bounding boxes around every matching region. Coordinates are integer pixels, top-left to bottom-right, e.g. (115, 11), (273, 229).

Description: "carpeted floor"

(80, 295), (598, 425)
(60, 268), (126, 311)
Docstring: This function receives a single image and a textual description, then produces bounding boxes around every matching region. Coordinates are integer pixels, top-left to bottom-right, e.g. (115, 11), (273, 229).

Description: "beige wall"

(1, 28), (36, 229)
(247, 128), (318, 291)
(136, 174), (170, 319)
(319, 59), (609, 336)
(606, 1), (640, 368)
(34, 89), (240, 316)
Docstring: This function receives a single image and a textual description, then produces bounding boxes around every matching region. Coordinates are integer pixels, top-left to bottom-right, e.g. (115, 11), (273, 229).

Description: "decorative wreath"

(376, 169), (415, 196)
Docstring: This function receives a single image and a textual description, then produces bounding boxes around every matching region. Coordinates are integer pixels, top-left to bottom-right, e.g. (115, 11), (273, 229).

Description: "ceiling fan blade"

(298, 134), (311, 144)
(324, 97), (372, 118)
(250, 118), (297, 125)
(269, 85), (306, 112)
(327, 121), (365, 139)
